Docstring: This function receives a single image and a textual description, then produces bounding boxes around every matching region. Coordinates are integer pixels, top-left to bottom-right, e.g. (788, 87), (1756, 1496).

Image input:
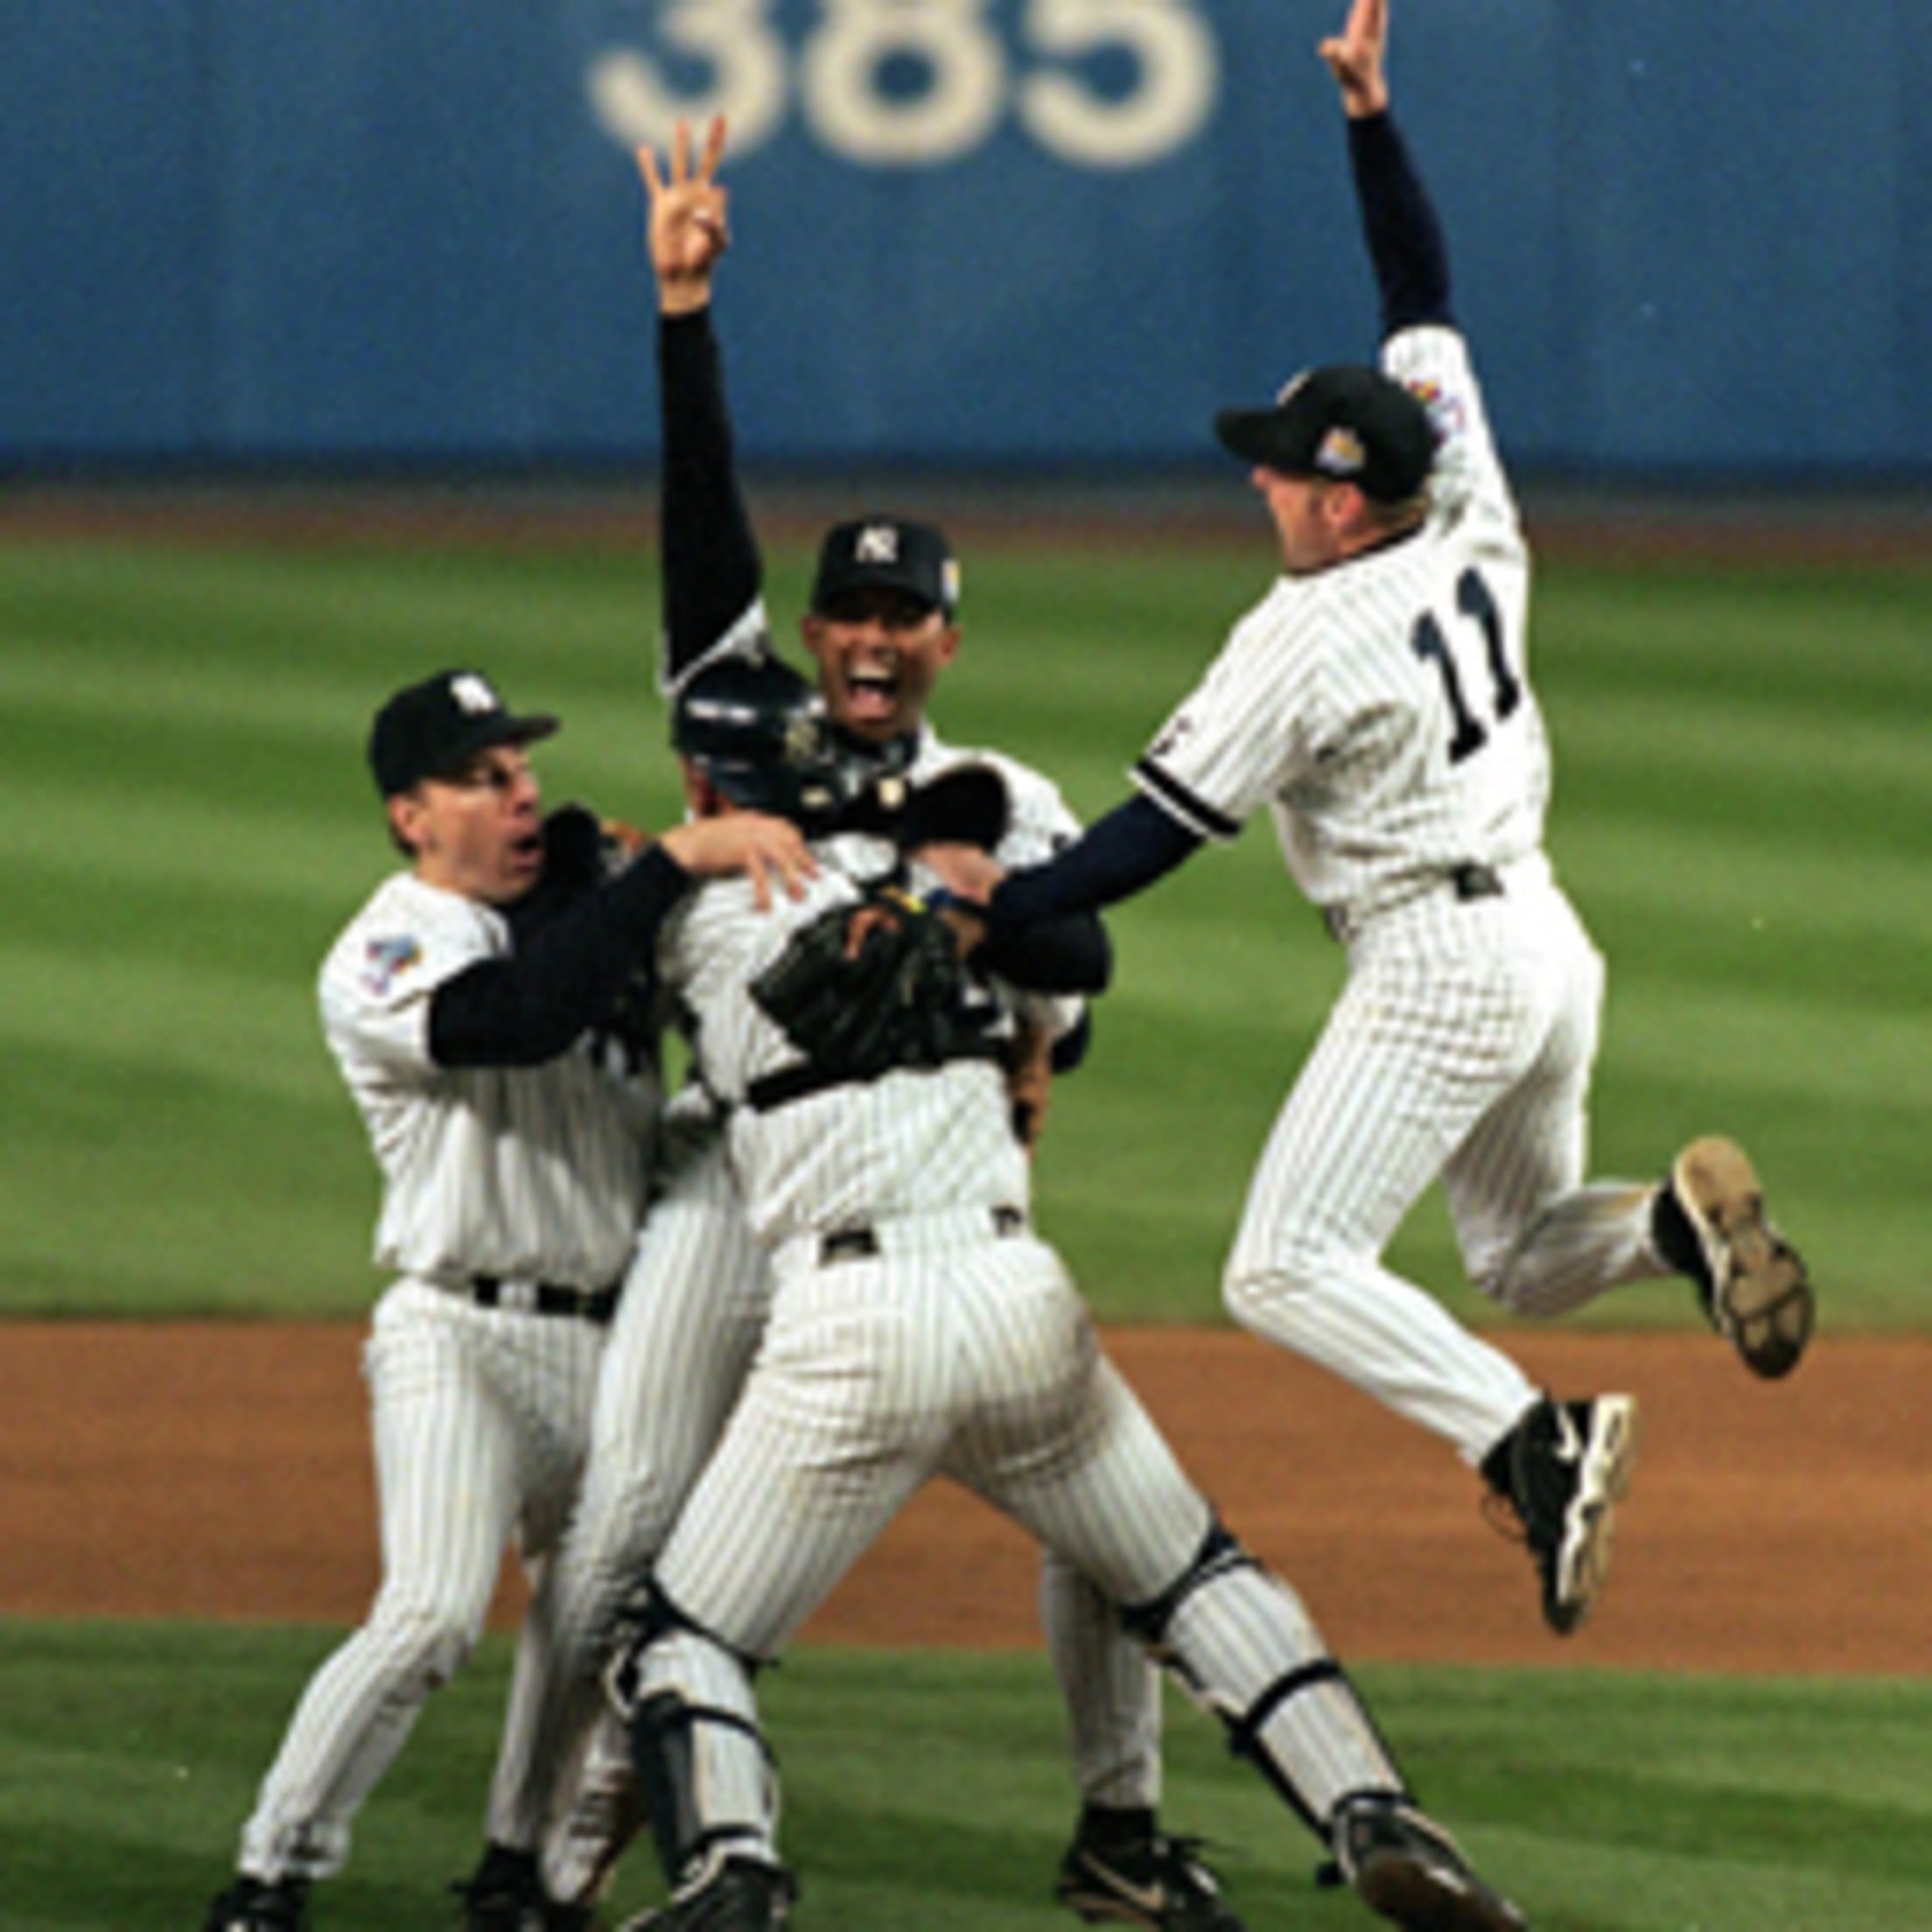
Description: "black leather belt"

(820, 1205), (1026, 1267)
(1448, 861), (1504, 901)
(468, 1277), (620, 1323)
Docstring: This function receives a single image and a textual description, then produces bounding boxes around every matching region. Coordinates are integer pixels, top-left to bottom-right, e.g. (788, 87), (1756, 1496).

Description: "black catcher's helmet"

(673, 653), (849, 830)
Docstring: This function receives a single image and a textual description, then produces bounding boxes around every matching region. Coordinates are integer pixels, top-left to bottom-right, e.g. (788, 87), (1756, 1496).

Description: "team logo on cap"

(449, 673), (501, 716)
(1315, 427), (1367, 477)
(854, 523), (900, 564)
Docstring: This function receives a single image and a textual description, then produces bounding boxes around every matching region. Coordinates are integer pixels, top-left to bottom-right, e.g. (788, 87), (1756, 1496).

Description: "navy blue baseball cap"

(811, 515), (961, 619)
(368, 668), (558, 796)
(1215, 364), (1438, 503)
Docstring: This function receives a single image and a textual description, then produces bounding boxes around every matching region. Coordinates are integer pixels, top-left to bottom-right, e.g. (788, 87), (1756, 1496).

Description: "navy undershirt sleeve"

(428, 844), (690, 1068)
(988, 794), (1202, 930)
(976, 907), (1111, 996)
(660, 308), (763, 680)
(1348, 109), (1454, 336)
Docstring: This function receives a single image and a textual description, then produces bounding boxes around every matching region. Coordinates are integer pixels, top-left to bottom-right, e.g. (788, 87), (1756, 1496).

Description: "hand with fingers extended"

(1320, 0), (1390, 118)
(637, 115), (732, 314)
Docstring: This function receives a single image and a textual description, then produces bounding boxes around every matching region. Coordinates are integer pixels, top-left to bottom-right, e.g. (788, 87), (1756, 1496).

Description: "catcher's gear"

(673, 654), (848, 830)
(746, 884), (999, 1107)
(897, 760), (1010, 852)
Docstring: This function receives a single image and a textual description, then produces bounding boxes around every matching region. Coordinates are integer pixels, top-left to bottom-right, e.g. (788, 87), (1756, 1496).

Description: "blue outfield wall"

(4, 0), (1928, 478)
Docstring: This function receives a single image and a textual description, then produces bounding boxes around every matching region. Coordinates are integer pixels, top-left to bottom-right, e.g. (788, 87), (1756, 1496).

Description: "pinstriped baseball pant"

(636, 1215), (1401, 1858)
(1224, 872), (1666, 1467)
(237, 1281), (600, 1882)
(508, 1145), (1170, 1899)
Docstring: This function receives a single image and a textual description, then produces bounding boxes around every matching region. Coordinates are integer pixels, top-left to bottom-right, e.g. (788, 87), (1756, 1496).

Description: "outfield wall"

(5, 1), (1928, 477)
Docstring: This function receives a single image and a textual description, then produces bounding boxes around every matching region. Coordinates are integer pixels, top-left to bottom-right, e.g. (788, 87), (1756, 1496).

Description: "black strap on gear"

(1119, 1521), (1256, 1649)
(631, 1688), (780, 1888)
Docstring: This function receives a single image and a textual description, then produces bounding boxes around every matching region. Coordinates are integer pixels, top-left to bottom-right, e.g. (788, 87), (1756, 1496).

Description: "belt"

(818, 1204), (1026, 1268)
(467, 1276), (620, 1323)
(1322, 861), (1503, 946)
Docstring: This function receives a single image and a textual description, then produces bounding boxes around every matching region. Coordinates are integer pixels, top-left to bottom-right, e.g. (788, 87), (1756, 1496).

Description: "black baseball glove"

(751, 883), (995, 1088)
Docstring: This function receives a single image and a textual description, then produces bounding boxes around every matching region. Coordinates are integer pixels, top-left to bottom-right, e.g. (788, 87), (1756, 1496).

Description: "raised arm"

(639, 119), (767, 689)
(1324, 0), (1454, 337)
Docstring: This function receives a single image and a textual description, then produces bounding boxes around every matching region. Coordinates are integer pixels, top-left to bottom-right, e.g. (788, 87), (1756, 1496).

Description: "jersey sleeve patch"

(361, 934), (424, 998)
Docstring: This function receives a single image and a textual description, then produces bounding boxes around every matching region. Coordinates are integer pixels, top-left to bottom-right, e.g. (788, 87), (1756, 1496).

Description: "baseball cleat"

(1665, 1136), (1813, 1378)
(202, 1875), (310, 1932)
(616, 1852), (796, 1932)
(1486, 1394), (1640, 1635)
(1331, 1795), (1530, 1931)
(450, 1840), (548, 1931)
(1054, 1823), (1245, 1929)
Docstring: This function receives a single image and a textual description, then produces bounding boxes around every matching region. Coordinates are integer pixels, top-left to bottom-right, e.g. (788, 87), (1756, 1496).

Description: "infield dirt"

(4, 1322), (1923, 1676)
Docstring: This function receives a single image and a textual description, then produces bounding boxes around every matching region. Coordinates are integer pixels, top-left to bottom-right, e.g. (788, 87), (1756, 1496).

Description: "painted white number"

(804, 0), (1004, 166)
(587, 0), (1217, 169)
(1020, 0), (1216, 169)
(587, 0), (788, 160)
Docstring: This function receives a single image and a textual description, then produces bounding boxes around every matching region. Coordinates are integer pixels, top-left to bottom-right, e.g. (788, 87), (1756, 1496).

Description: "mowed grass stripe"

(4, 1623), (1929, 1930)
(2, 530), (1925, 1322)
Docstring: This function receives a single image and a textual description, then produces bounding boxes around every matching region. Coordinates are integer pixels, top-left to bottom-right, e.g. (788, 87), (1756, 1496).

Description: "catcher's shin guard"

(609, 1593), (779, 1891)
(1124, 1524), (1406, 1841)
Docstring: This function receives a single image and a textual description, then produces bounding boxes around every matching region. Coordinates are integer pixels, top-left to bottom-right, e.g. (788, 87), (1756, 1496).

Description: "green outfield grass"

(1, 528), (1925, 1325)
(5, 1620), (1928, 1931)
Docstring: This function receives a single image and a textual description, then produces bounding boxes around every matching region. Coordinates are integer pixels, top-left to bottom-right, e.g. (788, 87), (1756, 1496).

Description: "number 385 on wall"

(588, 0), (1220, 170)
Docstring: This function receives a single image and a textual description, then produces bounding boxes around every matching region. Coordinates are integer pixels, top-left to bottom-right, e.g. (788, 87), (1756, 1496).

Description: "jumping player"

(201, 671), (808, 1932)
(921, 0), (1813, 1637)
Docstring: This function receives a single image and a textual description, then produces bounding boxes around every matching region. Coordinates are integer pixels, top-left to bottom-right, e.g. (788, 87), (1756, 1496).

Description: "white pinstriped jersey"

(1136, 326), (1549, 923)
(318, 872), (659, 1290)
(659, 853), (1028, 1252)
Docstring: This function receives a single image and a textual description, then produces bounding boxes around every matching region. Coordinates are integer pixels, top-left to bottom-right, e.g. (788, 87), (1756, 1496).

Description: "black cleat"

(1485, 1393), (1639, 1634)
(1054, 1822), (1244, 1929)
(615, 1853), (796, 1931)
(1332, 1794), (1530, 1931)
(203, 1876), (309, 1932)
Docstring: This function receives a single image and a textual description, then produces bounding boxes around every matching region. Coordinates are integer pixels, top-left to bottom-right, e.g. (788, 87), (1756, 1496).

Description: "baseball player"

(459, 120), (1235, 1932)
(593, 650), (1533, 1932)
(201, 669), (809, 1932)
(921, 0), (1814, 1638)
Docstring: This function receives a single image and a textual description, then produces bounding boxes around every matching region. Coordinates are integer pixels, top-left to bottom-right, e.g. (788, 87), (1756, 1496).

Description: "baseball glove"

(751, 882), (994, 1088)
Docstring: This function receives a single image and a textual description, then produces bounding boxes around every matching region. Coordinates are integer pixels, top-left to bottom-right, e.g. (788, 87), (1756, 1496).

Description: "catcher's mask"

(673, 653), (852, 830)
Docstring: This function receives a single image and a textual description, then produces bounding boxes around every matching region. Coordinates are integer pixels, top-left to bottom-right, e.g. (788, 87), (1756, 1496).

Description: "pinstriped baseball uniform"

(1137, 324), (1668, 1466)
(234, 871), (653, 1884)
(630, 851), (1407, 1856)
(508, 734), (1152, 1906)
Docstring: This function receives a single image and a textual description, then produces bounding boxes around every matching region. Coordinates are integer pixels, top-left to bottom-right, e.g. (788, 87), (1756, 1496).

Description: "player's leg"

(1428, 899), (1640, 1634)
(605, 1250), (954, 1916)
(220, 1288), (522, 1912)
(1221, 948), (1542, 1466)
(1041, 1555), (1244, 1931)
(964, 1283), (1528, 1932)
(528, 1141), (774, 1912)
(1456, 891), (1810, 1373)
(455, 1303), (608, 1929)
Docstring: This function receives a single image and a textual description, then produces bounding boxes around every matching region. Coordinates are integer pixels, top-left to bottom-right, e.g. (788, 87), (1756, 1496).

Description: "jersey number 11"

(1410, 566), (1521, 764)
